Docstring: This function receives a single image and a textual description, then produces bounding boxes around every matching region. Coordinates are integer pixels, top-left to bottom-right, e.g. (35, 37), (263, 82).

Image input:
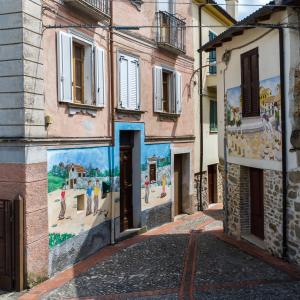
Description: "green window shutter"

(209, 31), (217, 74)
(210, 100), (218, 132)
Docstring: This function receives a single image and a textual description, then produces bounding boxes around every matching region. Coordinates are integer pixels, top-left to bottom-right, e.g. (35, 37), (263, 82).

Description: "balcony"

(156, 11), (186, 54)
(64, 0), (110, 21)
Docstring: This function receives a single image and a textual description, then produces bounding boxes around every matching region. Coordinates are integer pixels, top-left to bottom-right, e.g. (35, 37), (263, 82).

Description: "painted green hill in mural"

(48, 173), (66, 193)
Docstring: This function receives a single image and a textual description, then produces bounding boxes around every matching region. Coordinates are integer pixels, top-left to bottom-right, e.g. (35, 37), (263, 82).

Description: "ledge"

(115, 108), (146, 115)
(155, 112), (180, 121)
(59, 102), (104, 117)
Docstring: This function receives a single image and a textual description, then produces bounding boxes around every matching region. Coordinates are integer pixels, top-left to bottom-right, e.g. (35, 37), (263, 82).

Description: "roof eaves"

(199, 1), (286, 52)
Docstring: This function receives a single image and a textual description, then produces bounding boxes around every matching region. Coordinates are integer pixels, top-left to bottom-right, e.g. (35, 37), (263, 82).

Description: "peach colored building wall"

(42, 0), (194, 140)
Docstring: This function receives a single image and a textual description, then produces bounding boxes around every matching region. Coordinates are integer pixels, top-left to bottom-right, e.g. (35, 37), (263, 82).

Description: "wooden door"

(208, 165), (217, 204)
(250, 168), (264, 239)
(0, 200), (14, 290)
(120, 146), (133, 232)
(174, 155), (183, 215)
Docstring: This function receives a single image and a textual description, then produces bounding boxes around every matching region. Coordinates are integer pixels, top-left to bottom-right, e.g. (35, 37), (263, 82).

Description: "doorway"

(174, 154), (183, 215)
(250, 168), (264, 239)
(0, 199), (23, 291)
(120, 131), (134, 232)
(208, 164), (217, 204)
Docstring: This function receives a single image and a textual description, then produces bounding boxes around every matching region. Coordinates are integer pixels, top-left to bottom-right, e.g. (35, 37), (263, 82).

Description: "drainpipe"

(198, 4), (204, 211)
(279, 27), (288, 259)
(109, 0), (115, 244)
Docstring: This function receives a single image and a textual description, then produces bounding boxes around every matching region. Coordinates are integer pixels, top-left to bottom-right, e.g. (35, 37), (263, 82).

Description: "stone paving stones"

(196, 281), (300, 300)
(195, 233), (291, 287)
(42, 235), (189, 299)
(20, 205), (300, 300)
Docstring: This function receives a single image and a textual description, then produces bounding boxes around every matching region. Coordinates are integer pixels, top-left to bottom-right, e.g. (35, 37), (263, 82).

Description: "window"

(153, 66), (182, 114)
(57, 31), (105, 107)
(210, 100), (218, 132)
(73, 42), (85, 103)
(157, 0), (174, 14)
(241, 48), (259, 117)
(118, 53), (140, 110)
(209, 31), (217, 74)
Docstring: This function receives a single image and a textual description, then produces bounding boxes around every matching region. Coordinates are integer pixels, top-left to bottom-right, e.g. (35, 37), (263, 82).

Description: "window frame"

(117, 51), (141, 111)
(241, 47), (260, 118)
(208, 31), (217, 75)
(209, 100), (218, 133)
(72, 42), (85, 104)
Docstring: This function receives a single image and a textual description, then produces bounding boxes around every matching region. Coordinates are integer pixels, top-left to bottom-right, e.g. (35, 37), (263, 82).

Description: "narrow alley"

(16, 205), (300, 300)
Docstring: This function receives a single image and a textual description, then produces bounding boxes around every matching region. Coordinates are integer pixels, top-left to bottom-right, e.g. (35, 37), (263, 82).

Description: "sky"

(215, 0), (271, 20)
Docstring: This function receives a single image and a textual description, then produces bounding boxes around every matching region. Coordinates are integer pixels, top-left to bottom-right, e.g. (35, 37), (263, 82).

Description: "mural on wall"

(141, 144), (171, 211)
(47, 147), (114, 249)
(226, 76), (282, 161)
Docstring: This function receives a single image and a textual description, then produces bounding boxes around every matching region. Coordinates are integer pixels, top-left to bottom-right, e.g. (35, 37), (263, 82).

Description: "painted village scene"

(141, 144), (172, 211)
(47, 147), (113, 249)
(226, 76), (282, 161)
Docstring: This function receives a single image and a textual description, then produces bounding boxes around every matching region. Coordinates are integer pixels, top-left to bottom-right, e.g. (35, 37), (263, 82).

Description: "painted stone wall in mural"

(47, 147), (114, 249)
(226, 76), (281, 161)
(141, 144), (171, 211)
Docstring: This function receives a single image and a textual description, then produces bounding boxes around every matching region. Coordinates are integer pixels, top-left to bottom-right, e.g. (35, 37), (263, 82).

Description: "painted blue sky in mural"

(143, 143), (170, 162)
(260, 76), (280, 95)
(227, 86), (241, 108)
(47, 147), (111, 172)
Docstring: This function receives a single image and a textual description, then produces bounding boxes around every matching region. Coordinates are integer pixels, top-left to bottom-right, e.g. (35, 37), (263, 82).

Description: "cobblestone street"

(19, 204), (300, 300)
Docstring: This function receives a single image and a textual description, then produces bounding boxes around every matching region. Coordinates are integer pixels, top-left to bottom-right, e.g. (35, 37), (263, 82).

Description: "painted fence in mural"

(226, 76), (282, 161)
(47, 142), (171, 249)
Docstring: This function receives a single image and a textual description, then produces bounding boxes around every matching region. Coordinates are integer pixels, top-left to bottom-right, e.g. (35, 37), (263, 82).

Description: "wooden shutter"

(95, 47), (105, 107)
(128, 58), (140, 110)
(175, 71), (182, 114)
(57, 31), (72, 102)
(119, 55), (129, 108)
(241, 48), (259, 117)
(153, 66), (163, 112)
(251, 49), (260, 116)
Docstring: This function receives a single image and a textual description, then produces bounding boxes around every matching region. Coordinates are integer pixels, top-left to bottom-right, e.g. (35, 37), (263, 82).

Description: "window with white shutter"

(118, 53), (140, 110)
(57, 31), (105, 107)
(153, 65), (182, 115)
(153, 66), (163, 112)
(95, 47), (105, 107)
(57, 31), (72, 102)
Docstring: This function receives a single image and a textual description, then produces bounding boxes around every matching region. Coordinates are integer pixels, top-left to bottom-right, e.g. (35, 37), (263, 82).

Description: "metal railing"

(83, 0), (110, 16)
(156, 11), (186, 53)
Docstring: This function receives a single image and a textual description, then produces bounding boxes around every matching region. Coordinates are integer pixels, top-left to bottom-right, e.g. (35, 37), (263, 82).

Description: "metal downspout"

(109, 0), (115, 244)
(279, 27), (288, 259)
(198, 4), (204, 211)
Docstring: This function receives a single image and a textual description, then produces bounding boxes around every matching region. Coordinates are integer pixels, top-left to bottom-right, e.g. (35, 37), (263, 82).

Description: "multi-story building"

(201, 0), (300, 266)
(192, 0), (236, 210)
(0, 0), (194, 290)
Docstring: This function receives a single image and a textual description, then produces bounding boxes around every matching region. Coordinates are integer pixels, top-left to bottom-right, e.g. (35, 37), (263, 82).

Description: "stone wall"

(264, 170), (283, 257)
(287, 170), (300, 265)
(193, 171), (208, 211)
(227, 163), (241, 237)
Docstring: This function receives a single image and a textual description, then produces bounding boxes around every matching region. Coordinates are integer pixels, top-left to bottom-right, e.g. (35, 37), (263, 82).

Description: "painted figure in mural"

(161, 174), (167, 198)
(274, 102), (280, 132)
(58, 184), (66, 220)
(86, 180), (93, 216)
(261, 113), (273, 134)
(93, 179), (100, 215)
(144, 175), (150, 204)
